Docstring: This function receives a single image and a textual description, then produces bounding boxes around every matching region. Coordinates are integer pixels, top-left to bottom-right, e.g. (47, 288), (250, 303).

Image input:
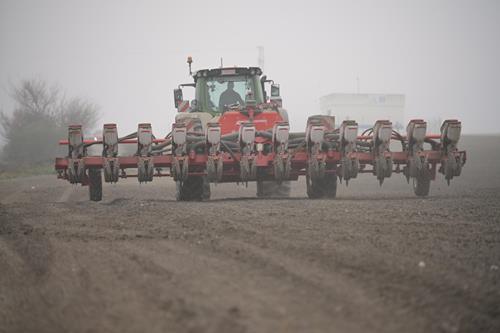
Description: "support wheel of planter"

(176, 176), (206, 201)
(413, 175), (431, 197)
(88, 168), (102, 202)
(307, 173), (337, 199)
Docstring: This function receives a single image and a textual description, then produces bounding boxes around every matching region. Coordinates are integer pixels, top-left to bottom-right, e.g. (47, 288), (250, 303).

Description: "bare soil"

(1, 135), (499, 333)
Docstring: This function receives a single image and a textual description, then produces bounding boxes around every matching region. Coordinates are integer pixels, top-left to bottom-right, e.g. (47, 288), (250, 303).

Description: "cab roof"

(193, 67), (262, 80)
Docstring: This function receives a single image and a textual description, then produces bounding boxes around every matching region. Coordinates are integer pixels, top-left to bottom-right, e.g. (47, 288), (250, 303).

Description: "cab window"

(206, 75), (255, 112)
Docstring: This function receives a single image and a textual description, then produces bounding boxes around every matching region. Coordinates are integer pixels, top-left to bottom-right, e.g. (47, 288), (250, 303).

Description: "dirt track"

(1, 135), (500, 333)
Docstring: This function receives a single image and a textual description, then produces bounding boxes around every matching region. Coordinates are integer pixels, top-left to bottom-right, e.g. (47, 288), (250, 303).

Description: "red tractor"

(55, 58), (466, 201)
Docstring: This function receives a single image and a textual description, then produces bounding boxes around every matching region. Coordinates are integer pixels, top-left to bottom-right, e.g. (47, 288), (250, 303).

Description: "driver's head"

(227, 81), (234, 90)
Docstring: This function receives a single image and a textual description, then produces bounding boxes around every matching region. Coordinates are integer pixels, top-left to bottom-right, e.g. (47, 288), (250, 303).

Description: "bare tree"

(9, 79), (60, 116)
(0, 78), (99, 166)
(57, 97), (99, 130)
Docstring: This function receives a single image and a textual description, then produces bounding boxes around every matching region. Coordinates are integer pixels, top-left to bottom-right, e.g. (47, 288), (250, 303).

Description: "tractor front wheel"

(88, 168), (103, 202)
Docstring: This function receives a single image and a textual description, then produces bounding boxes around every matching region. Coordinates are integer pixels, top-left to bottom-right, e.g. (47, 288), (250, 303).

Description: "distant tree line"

(0, 79), (99, 168)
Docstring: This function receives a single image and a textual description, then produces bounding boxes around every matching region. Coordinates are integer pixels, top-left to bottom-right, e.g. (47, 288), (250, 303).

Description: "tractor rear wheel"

(413, 176), (431, 197)
(324, 173), (338, 198)
(176, 176), (210, 201)
(306, 175), (323, 199)
(202, 177), (211, 200)
(88, 168), (102, 202)
(307, 173), (337, 199)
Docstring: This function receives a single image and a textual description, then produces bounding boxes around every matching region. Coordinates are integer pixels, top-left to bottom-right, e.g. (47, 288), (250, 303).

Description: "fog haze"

(1, 0), (499, 135)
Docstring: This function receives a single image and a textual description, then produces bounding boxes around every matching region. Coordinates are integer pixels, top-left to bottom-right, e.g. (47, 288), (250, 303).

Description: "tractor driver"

(218, 81), (244, 112)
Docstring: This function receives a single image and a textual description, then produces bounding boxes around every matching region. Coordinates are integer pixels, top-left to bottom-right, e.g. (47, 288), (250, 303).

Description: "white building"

(320, 93), (405, 131)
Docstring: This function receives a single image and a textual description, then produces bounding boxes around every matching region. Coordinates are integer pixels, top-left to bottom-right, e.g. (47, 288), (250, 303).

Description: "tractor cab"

(174, 64), (281, 117)
(195, 67), (265, 114)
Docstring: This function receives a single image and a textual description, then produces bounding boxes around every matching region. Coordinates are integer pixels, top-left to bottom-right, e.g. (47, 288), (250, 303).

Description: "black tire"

(206, 157), (216, 182)
(88, 168), (102, 202)
(385, 159), (393, 178)
(256, 181), (291, 198)
(306, 175), (324, 199)
(257, 180), (265, 197)
(202, 177), (211, 200)
(176, 176), (205, 201)
(413, 176), (431, 197)
(307, 173), (337, 199)
(324, 173), (338, 198)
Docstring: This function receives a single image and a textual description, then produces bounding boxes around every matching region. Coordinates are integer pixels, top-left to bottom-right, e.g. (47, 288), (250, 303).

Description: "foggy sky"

(1, 0), (499, 136)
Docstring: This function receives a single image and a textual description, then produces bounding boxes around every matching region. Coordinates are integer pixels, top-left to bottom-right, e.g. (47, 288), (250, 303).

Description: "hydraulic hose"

(356, 140), (372, 148)
(119, 132), (137, 142)
(221, 141), (239, 161)
(255, 131), (272, 139)
(325, 134), (340, 141)
(424, 138), (439, 150)
(221, 132), (239, 141)
(151, 140), (172, 150)
(84, 140), (102, 147)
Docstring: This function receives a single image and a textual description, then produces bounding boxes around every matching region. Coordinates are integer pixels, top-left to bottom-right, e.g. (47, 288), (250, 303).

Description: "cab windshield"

(196, 74), (264, 114)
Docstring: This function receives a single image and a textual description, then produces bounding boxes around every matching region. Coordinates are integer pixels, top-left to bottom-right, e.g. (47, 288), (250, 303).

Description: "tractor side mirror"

(260, 75), (268, 102)
(271, 84), (280, 97)
(270, 83), (282, 107)
(174, 88), (183, 108)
